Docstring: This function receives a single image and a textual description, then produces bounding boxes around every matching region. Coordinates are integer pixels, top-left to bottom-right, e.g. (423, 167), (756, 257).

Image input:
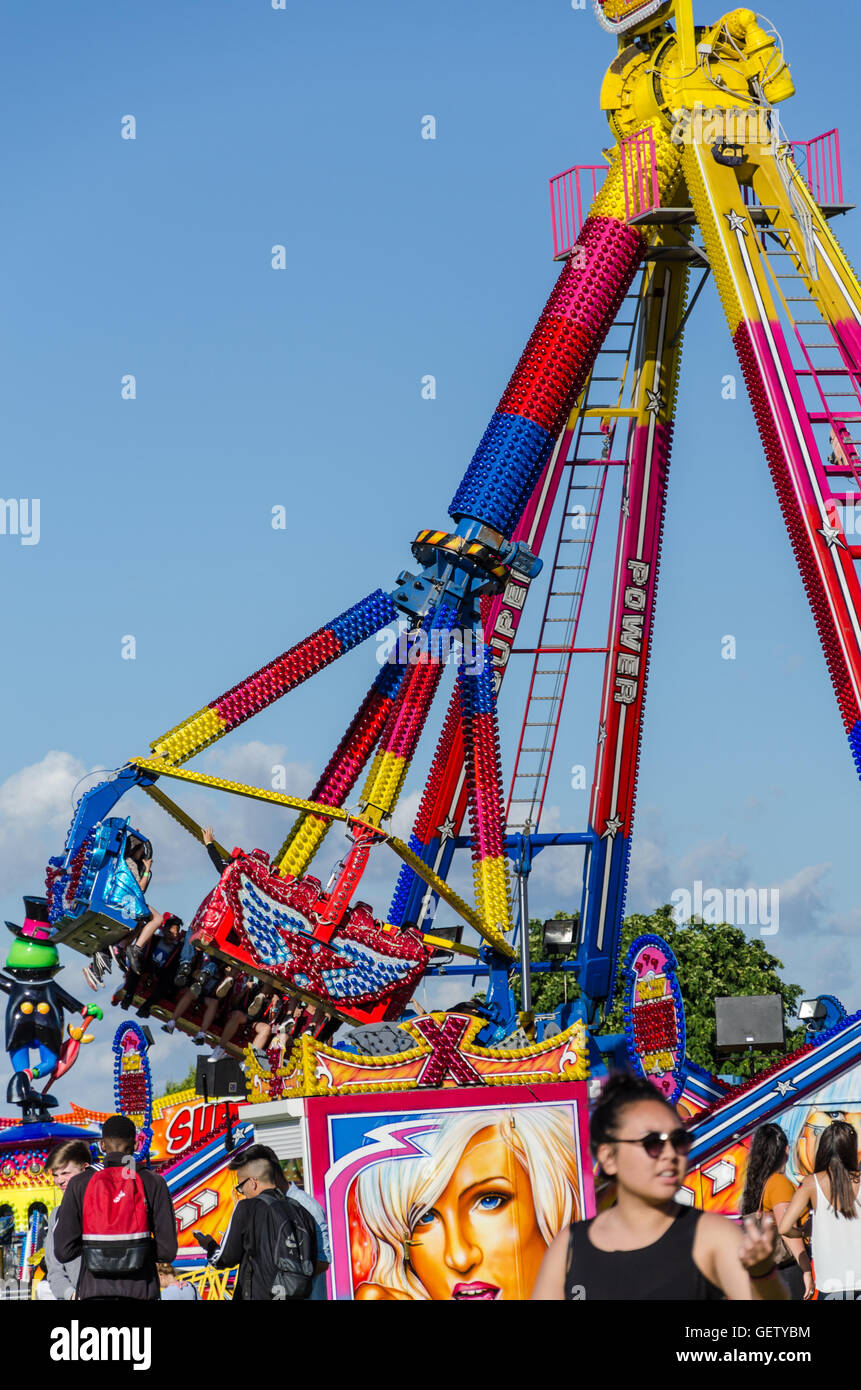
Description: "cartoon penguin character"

(0, 897), (101, 1112)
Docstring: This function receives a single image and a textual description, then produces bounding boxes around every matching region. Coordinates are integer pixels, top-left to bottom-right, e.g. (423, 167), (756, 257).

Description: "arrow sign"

(703, 1159), (736, 1195)
(195, 1189), (218, 1218)
(175, 1188), (220, 1231)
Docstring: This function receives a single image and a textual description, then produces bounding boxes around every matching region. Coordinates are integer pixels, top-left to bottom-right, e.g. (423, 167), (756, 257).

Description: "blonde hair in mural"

(353, 1106), (582, 1299)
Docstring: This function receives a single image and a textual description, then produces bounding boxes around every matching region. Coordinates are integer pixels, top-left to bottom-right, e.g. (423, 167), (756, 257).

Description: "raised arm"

(770, 1197), (814, 1299)
(203, 827), (228, 876)
(701, 1212), (789, 1302)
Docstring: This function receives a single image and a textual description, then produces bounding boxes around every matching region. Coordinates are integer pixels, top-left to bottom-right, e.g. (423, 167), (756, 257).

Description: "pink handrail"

(621, 129), (660, 222)
(791, 129), (844, 205)
(549, 164), (607, 258)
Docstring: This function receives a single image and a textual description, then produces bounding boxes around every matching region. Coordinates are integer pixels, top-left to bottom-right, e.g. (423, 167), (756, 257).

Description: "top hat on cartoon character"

(4, 896), (60, 979)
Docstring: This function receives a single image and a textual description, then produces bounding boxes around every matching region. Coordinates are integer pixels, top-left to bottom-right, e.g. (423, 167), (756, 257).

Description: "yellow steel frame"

(131, 757), (512, 957)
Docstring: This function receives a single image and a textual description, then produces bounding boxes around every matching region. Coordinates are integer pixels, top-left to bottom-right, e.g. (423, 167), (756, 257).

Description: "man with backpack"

(195, 1146), (318, 1301)
(53, 1113), (177, 1300)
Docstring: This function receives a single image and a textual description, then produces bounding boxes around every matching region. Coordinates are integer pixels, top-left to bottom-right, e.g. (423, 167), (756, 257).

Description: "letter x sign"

(411, 1015), (482, 1088)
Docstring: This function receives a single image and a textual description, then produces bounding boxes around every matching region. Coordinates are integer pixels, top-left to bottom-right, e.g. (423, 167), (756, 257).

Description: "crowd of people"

(9, 1073), (858, 1302)
(36, 1116), (330, 1303)
(532, 1074), (861, 1302)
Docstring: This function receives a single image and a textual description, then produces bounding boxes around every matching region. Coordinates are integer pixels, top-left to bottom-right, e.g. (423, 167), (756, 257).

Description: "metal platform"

(644, 243), (710, 265)
(630, 204), (855, 228)
(50, 911), (132, 956)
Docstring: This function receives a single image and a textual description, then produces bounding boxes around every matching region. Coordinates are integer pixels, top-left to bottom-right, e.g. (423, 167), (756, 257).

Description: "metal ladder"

(758, 216), (861, 561)
(505, 281), (644, 832)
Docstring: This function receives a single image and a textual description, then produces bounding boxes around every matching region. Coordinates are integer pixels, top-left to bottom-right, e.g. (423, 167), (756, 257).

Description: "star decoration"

(621, 492), (630, 518)
(602, 814), (623, 839)
(775, 1078), (798, 1098)
(725, 209), (748, 235)
(818, 523), (847, 550)
(598, 723), (608, 746)
(645, 388), (663, 415)
(437, 816), (457, 842)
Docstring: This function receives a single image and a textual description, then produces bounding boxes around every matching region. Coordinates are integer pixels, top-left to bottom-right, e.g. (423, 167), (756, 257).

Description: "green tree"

(515, 905), (805, 1076)
(159, 1064), (197, 1098)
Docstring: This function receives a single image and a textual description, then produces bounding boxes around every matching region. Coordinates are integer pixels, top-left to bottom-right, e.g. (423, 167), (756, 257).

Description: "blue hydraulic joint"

(392, 520), (542, 625)
(481, 943), (518, 1038)
(576, 826), (630, 1021)
(511, 832), (534, 1025)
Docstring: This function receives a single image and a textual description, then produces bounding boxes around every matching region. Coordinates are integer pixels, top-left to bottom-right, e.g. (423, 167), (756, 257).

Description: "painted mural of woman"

(781, 1066), (861, 1182)
(352, 1106), (583, 1301)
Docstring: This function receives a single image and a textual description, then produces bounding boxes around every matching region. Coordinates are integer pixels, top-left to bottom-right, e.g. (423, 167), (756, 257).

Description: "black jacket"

(210, 1190), (317, 1301)
(53, 1155), (178, 1300)
(1, 974), (84, 1054)
(206, 843), (228, 876)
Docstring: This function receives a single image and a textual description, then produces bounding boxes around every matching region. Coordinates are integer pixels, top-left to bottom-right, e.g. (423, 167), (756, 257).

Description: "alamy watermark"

(0, 498), (39, 545)
(50, 1321), (151, 1370)
(671, 880), (779, 936)
(671, 103), (773, 152)
(832, 502), (861, 536)
(376, 626), (486, 672)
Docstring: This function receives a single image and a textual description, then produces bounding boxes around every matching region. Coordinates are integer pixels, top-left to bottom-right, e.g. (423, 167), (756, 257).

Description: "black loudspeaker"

(715, 995), (785, 1054)
(195, 1056), (247, 1099)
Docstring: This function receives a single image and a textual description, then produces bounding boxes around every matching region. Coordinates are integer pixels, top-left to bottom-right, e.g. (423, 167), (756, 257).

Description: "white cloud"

(771, 862), (832, 937)
(0, 750), (89, 833)
(204, 740), (309, 789)
(625, 809), (672, 910)
(674, 835), (752, 891)
(0, 751), (92, 901)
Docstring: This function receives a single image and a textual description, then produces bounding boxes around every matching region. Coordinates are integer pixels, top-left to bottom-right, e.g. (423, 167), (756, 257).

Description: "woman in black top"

(532, 1074), (789, 1301)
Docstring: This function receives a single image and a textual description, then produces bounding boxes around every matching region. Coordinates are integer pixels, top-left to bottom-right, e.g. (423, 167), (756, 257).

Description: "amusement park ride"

(6, 0), (861, 1296)
(28, 0), (861, 1052)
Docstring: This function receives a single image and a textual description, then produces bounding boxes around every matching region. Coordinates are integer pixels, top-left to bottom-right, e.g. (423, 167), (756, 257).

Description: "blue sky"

(1, 0), (859, 1108)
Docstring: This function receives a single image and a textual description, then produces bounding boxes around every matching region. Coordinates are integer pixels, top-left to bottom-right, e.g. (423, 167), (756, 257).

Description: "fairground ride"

(28, 0), (861, 1077)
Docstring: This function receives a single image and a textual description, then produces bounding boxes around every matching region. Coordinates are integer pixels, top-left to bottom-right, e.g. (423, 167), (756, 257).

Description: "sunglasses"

(610, 1128), (693, 1159)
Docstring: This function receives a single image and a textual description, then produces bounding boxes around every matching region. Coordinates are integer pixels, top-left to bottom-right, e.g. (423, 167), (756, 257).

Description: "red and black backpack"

(81, 1166), (152, 1274)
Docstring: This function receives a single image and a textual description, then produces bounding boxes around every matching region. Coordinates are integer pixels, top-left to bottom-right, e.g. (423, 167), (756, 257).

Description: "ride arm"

(60, 764), (155, 865)
(148, 590), (398, 767)
(448, 127), (681, 542)
(392, 129), (685, 920)
(682, 136), (861, 783)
